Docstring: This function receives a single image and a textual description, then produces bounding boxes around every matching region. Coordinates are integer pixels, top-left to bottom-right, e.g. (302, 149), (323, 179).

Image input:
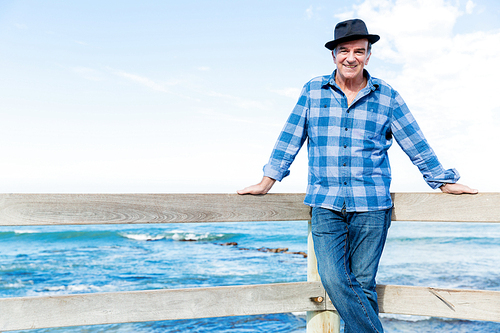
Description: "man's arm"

(237, 83), (310, 196)
(388, 91), (477, 194)
(440, 183), (478, 194)
(237, 176), (276, 195)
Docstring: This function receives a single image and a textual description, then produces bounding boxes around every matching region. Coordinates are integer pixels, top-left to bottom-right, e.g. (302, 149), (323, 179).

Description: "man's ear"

(365, 52), (371, 65)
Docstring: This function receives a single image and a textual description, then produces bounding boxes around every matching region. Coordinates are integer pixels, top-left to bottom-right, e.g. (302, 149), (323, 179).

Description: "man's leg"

(347, 209), (392, 317)
(311, 207), (391, 333)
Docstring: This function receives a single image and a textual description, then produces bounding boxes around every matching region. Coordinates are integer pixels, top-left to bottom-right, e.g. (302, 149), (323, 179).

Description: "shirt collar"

(323, 69), (379, 91)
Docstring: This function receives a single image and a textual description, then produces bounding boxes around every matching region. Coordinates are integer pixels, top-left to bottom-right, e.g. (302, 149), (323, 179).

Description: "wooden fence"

(0, 193), (499, 332)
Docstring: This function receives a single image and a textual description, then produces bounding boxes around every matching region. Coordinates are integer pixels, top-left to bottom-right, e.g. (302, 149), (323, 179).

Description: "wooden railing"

(0, 193), (499, 332)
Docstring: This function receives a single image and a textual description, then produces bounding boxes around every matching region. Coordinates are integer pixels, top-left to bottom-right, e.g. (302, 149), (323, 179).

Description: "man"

(238, 19), (477, 332)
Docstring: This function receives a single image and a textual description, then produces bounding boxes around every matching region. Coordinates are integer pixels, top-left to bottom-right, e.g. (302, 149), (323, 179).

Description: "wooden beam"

(1, 282), (499, 331)
(0, 193), (310, 226)
(0, 282), (327, 331)
(307, 221), (341, 333)
(0, 193), (498, 226)
(323, 285), (500, 322)
(391, 192), (500, 222)
(321, 285), (500, 322)
(376, 284), (500, 322)
(1, 193), (498, 331)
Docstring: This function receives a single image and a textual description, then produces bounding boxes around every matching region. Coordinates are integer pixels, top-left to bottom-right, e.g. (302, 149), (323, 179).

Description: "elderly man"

(238, 19), (477, 332)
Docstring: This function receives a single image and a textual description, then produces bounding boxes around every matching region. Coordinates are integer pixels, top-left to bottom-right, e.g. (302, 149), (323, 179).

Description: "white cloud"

(198, 109), (262, 126)
(112, 68), (198, 95)
(112, 70), (173, 93)
(204, 90), (274, 111)
(344, 0), (500, 190)
(306, 6), (314, 20)
(305, 5), (329, 21)
(465, 0), (476, 14)
(271, 87), (301, 99)
(355, 0), (461, 63)
(107, 68), (273, 111)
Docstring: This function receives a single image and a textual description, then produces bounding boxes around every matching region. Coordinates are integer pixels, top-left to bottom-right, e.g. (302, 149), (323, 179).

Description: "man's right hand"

(237, 176), (276, 195)
(440, 183), (478, 194)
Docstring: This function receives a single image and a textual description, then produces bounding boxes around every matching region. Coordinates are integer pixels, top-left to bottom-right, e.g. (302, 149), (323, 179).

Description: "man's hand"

(237, 177), (276, 195)
(440, 183), (478, 195)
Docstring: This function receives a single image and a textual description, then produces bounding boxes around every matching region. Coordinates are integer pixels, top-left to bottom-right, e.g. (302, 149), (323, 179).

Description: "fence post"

(306, 220), (341, 333)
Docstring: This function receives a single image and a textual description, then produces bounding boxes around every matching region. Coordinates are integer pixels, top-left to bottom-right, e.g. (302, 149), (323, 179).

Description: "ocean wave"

(172, 232), (222, 241)
(120, 233), (166, 241)
(14, 229), (41, 234)
(4, 281), (28, 289)
(41, 284), (105, 294)
(380, 313), (431, 322)
(0, 230), (120, 242)
(119, 231), (229, 242)
(1, 227), (239, 245)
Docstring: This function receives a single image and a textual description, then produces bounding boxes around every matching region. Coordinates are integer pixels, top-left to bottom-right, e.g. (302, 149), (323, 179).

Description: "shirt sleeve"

(390, 91), (460, 189)
(263, 85), (309, 181)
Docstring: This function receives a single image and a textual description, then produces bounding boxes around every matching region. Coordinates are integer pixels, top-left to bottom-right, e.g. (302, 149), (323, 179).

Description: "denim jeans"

(311, 206), (392, 333)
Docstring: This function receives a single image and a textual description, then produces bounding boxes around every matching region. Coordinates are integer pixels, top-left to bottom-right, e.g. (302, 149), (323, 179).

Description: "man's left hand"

(440, 183), (478, 194)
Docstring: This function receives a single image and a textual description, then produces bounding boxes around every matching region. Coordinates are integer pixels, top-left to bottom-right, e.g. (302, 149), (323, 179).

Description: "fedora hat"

(325, 19), (380, 51)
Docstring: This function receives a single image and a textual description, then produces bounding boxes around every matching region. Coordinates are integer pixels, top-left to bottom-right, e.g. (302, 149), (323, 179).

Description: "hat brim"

(325, 34), (380, 51)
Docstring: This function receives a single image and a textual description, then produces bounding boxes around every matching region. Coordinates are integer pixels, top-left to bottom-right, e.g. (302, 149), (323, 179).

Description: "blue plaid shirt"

(263, 70), (459, 212)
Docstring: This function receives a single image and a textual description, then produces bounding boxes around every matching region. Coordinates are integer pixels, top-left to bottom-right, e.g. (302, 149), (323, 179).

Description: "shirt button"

(343, 163), (346, 166)
(344, 182), (347, 185)
(347, 110), (350, 113)
(345, 128), (348, 131)
(323, 105), (327, 108)
(343, 145), (347, 148)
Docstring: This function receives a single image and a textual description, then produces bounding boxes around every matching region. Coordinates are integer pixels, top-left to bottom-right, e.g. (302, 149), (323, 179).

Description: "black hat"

(325, 19), (380, 51)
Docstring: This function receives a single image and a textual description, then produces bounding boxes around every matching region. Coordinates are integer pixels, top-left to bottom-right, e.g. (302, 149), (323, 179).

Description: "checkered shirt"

(263, 70), (459, 212)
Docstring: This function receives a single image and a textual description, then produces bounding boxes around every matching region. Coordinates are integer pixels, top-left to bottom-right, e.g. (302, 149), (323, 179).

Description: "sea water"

(0, 221), (499, 332)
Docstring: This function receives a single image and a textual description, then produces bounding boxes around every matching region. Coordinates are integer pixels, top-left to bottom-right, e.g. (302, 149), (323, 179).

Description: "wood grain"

(0, 193), (498, 226)
(1, 282), (498, 331)
(0, 193), (310, 226)
(376, 284), (500, 322)
(391, 192), (500, 222)
(307, 221), (341, 333)
(0, 282), (326, 331)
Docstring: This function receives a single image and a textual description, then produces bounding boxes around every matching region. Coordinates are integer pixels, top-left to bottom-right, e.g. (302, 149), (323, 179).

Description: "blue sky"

(1, 0), (499, 193)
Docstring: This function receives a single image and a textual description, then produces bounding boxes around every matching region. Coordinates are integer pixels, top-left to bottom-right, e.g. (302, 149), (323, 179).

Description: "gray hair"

(333, 42), (372, 57)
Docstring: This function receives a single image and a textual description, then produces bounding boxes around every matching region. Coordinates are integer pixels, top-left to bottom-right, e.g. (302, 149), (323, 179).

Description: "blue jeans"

(311, 206), (392, 333)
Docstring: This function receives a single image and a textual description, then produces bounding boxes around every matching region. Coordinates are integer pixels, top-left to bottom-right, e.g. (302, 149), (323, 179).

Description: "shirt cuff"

(425, 168), (460, 189)
(263, 164), (290, 182)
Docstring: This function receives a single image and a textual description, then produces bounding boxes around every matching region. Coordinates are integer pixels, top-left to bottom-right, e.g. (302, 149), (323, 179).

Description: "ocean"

(1, 220), (499, 332)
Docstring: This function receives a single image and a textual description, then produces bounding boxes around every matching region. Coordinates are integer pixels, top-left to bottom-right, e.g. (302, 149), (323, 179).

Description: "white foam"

(43, 284), (104, 293)
(68, 285), (98, 292)
(172, 232), (212, 241)
(14, 230), (40, 234)
(121, 233), (165, 241)
(380, 313), (431, 322)
(44, 286), (66, 291)
(6, 281), (26, 288)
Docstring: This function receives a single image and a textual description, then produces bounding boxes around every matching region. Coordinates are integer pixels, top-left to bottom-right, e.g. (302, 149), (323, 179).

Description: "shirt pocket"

(308, 103), (342, 139)
(359, 107), (391, 141)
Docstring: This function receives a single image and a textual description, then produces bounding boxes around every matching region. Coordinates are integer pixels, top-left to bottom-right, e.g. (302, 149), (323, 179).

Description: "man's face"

(333, 38), (371, 82)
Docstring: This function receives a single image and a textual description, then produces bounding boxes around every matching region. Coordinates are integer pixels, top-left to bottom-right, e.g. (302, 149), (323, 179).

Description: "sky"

(1, 0), (499, 194)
